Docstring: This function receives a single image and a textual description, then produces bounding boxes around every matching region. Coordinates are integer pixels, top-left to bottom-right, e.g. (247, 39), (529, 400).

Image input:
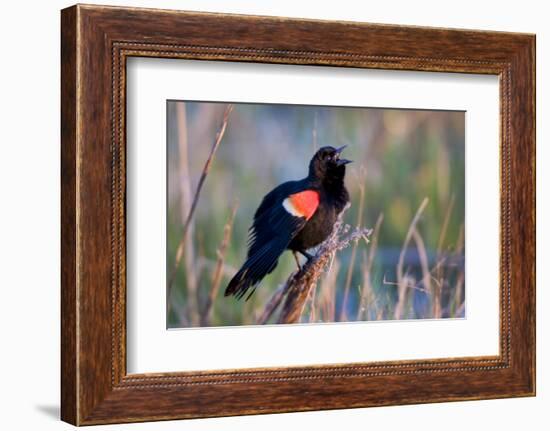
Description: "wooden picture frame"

(61, 4), (535, 425)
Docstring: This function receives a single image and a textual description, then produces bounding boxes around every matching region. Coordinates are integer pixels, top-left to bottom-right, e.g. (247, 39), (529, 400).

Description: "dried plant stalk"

(200, 202), (238, 326)
(167, 104), (234, 307)
(173, 102), (198, 325)
(453, 223), (466, 317)
(256, 283), (289, 325)
(276, 204), (372, 324)
(307, 280), (318, 323)
(412, 227), (438, 317)
(320, 257), (340, 322)
(394, 274), (411, 320)
(436, 195), (455, 255)
(453, 272), (465, 317)
(357, 213), (383, 320)
(397, 198), (429, 285)
(341, 177), (366, 320)
(357, 251), (373, 320)
(395, 198), (429, 320)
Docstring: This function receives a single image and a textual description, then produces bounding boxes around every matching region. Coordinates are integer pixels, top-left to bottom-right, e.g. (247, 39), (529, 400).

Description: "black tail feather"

(224, 238), (287, 300)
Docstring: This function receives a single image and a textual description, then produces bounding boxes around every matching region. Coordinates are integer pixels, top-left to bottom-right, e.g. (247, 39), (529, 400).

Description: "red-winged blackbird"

(225, 145), (351, 300)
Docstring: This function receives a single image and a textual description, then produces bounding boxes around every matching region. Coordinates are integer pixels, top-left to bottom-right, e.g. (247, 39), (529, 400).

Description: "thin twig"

(169, 102), (198, 324)
(357, 251), (371, 320)
(200, 201), (238, 326)
(455, 223), (465, 256)
(412, 227), (437, 317)
(341, 171), (366, 320)
(321, 257), (340, 322)
(167, 104), (234, 300)
(383, 274), (429, 293)
(453, 271), (465, 317)
(397, 198), (429, 285)
(177, 102), (197, 310)
(395, 198), (429, 320)
(455, 301), (465, 318)
(453, 223), (466, 317)
(308, 280), (318, 323)
(437, 195), (455, 256)
(256, 282), (292, 325)
(433, 195), (455, 305)
(357, 213), (383, 320)
(381, 255), (449, 295)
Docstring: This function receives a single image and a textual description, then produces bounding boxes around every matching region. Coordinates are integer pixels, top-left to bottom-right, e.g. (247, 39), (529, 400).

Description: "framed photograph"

(61, 4), (535, 425)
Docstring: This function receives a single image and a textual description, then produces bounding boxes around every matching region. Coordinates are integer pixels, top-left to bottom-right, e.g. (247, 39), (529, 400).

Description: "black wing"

(225, 181), (308, 300)
(247, 180), (304, 257)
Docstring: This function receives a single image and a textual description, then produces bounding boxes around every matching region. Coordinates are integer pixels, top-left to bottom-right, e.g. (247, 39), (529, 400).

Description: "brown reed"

(167, 104), (234, 319)
(200, 201), (239, 326)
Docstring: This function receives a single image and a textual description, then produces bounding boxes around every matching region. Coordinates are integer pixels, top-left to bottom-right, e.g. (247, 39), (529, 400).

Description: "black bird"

(225, 145), (351, 300)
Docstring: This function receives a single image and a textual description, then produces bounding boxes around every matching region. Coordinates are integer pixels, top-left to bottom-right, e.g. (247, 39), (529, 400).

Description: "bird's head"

(308, 145), (352, 182)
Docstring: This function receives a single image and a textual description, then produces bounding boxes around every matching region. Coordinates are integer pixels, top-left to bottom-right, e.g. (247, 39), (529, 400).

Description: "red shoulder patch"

(284, 190), (320, 220)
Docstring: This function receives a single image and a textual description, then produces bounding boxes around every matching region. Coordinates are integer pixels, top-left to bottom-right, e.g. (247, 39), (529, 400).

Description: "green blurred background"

(167, 101), (465, 328)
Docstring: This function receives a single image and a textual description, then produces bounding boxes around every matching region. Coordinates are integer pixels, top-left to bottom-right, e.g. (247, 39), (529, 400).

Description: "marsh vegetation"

(166, 101), (465, 328)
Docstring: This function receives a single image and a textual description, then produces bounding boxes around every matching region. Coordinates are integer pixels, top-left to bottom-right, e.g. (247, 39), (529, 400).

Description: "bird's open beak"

(335, 145), (352, 166)
(335, 145), (347, 155)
